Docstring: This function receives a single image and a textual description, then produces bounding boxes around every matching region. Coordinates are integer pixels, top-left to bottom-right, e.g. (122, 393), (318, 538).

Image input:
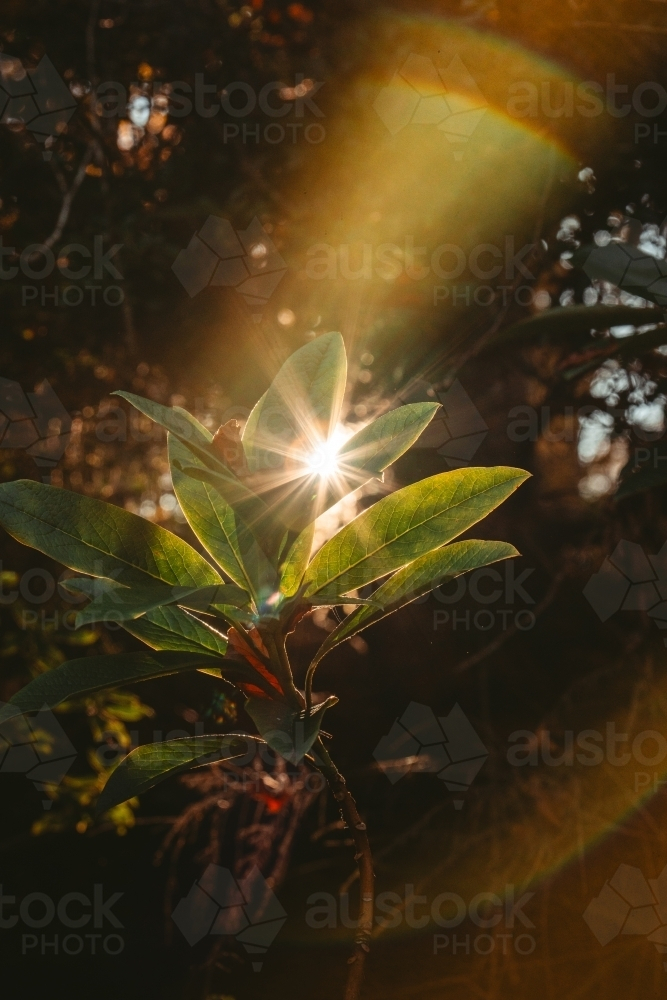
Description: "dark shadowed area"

(1, 1), (667, 998)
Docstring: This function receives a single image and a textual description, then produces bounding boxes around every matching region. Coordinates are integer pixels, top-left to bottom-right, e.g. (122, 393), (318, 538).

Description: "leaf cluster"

(0, 333), (528, 811)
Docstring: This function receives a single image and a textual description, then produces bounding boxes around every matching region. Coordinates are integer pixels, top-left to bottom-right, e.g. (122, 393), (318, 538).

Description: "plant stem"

(262, 628), (303, 709)
(304, 657), (318, 715)
(304, 646), (327, 715)
(313, 737), (374, 1000)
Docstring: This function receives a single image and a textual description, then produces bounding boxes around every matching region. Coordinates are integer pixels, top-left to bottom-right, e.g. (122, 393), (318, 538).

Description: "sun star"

(304, 436), (341, 480)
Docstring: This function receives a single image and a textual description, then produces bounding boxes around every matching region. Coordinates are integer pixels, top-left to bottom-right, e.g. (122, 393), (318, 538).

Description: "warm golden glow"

(303, 427), (348, 480)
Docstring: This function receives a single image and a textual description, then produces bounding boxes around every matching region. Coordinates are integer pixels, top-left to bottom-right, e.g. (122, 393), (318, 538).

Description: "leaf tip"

(505, 467), (531, 485)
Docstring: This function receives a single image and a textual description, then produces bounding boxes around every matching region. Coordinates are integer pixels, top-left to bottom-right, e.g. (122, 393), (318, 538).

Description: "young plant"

(0, 333), (528, 997)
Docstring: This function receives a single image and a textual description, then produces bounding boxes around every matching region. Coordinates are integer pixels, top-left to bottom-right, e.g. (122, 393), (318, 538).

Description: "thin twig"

(49, 158), (68, 196)
(41, 146), (94, 250)
(339, 800), (445, 895)
(313, 737), (374, 1000)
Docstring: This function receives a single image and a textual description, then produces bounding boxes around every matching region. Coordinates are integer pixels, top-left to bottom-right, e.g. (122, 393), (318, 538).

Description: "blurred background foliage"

(2, 0), (667, 998)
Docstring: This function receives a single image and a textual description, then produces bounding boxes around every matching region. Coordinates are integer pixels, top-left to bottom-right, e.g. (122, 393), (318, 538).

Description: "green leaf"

(169, 435), (272, 599)
(96, 735), (259, 813)
(119, 606), (276, 694)
(312, 539), (519, 662)
(116, 394), (275, 540)
(245, 694), (338, 763)
(336, 403), (440, 476)
(180, 583), (253, 613)
(174, 459), (288, 565)
(279, 523), (314, 597)
(113, 391), (229, 473)
(279, 405), (443, 594)
(207, 606), (258, 628)
(171, 439), (281, 585)
(174, 461), (271, 526)
(304, 466), (529, 596)
(294, 403), (441, 526)
(60, 577), (101, 597)
(307, 594), (380, 608)
(121, 604), (229, 656)
(115, 393), (281, 545)
(5, 651), (224, 715)
(488, 304), (662, 346)
(0, 480), (222, 589)
(242, 331), (347, 474)
(61, 577), (201, 627)
(113, 391), (212, 444)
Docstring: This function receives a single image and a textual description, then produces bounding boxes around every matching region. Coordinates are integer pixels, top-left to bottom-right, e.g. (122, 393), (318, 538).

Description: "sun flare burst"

(302, 425), (350, 481)
(304, 437), (341, 479)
